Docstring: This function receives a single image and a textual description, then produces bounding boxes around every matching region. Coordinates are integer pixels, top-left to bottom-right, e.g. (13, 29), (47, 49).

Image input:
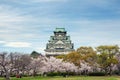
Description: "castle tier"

(45, 28), (75, 56)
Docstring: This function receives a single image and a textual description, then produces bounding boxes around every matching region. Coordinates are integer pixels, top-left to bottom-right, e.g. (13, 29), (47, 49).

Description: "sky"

(0, 0), (120, 54)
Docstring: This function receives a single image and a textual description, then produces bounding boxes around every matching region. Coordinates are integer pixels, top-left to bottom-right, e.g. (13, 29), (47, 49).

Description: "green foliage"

(10, 75), (16, 77)
(97, 45), (119, 75)
(77, 47), (97, 65)
(64, 51), (81, 66)
(97, 53), (109, 68)
(55, 54), (66, 59)
(63, 47), (97, 67)
(61, 72), (68, 77)
(46, 72), (75, 77)
(47, 72), (60, 76)
(97, 45), (119, 57)
(30, 51), (40, 58)
(89, 72), (106, 76)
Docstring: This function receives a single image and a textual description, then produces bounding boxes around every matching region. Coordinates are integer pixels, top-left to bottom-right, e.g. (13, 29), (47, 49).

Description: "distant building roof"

(54, 28), (66, 32)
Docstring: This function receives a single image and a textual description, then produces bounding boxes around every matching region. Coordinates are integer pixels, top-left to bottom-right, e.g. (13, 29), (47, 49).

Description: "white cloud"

(0, 0), (119, 53)
(0, 41), (6, 44)
(0, 4), (37, 41)
(35, 47), (45, 54)
(0, 4), (33, 26)
(4, 42), (31, 48)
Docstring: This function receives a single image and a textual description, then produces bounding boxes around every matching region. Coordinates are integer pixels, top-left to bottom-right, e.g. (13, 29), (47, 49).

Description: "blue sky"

(0, 0), (120, 54)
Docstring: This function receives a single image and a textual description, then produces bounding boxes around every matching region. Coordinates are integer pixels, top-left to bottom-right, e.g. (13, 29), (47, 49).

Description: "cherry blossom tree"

(78, 61), (92, 75)
(40, 57), (78, 75)
(116, 53), (120, 75)
(28, 56), (45, 76)
(0, 52), (11, 80)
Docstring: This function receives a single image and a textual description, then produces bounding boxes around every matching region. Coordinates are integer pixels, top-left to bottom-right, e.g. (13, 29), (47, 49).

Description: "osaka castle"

(45, 28), (75, 56)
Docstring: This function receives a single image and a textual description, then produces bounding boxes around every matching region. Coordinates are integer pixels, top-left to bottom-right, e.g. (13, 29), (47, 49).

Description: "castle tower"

(45, 28), (74, 56)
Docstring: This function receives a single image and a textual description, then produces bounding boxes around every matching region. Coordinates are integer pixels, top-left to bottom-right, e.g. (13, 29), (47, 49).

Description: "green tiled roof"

(55, 28), (65, 32)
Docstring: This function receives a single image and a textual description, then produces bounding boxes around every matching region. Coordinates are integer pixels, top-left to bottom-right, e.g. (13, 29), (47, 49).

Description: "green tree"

(64, 46), (97, 67)
(64, 51), (81, 66)
(30, 51), (40, 58)
(116, 53), (120, 75)
(55, 54), (66, 59)
(96, 45), (119, 75)
(77, 47), (97, 65)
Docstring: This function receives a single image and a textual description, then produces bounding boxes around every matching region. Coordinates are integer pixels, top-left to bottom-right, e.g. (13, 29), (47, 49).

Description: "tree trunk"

(33, 70), (36, 77)
(109, 65), (113, 76)
(5, 72), (10, 80)
(3, 67), (10, 80)
(5, 76), (10, 80)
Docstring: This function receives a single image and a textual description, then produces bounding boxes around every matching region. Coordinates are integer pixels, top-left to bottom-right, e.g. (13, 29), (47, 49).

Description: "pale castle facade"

(45, 28), (74, 56)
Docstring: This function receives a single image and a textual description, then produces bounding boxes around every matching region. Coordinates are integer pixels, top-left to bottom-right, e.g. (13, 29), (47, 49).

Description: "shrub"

(46, 72), (75, 77)
(10, 75), (16, 77)
(89, 72), (106, 76)
(47, 72), (59, 76)
(61, 72), (68, 77)
(113, 70), (120, 75)
(22, 74), (29, 77)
